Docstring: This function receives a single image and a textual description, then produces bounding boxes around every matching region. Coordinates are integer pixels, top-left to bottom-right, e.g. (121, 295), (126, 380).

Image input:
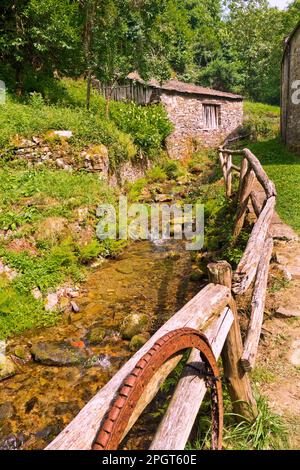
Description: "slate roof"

(127, 72), (243, 100)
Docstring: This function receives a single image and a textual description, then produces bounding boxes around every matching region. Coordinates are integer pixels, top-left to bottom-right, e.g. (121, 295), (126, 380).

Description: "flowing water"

(0, 239), (201, 450)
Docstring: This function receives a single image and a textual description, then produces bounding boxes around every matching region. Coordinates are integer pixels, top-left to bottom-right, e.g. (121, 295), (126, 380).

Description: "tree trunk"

(84, 0), (96, 110)
(86, 69), (92, 111)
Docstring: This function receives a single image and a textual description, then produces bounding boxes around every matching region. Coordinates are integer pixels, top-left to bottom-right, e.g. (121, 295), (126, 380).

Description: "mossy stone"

(31, 341), (86, 366)
(129, 335), (149, 352)
(120, 313), (150, 340)
(0, 357), (16, 381)
(87, 327), (106, 345)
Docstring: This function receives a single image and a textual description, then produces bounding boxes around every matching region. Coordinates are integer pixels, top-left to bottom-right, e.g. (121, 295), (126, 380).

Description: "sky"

(269, 0), (291, 9)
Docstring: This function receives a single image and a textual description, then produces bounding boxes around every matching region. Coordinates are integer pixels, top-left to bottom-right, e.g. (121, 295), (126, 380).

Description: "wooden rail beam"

(233, 167), (256, 240)
(243, 149), (277, 198)
(241, 238), (274, 372)
(250, 191), (264, 218)
(233, 196), (276, 295)
(46, 284), (230, 450)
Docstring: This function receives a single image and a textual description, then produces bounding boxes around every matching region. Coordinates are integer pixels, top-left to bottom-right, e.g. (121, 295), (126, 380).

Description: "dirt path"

(250, 184), (300, 449)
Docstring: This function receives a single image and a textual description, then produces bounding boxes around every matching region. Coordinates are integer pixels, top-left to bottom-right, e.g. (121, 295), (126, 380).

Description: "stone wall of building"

(282, 27), (300, 155)
(160, 91), (243, 159)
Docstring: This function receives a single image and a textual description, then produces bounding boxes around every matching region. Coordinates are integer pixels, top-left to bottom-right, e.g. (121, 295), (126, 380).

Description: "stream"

(0, 238), (201, 450)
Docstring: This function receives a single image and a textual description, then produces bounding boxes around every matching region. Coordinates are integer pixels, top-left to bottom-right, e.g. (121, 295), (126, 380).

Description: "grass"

(0, 95), (137, 168)
(247, 138), (300, 234)
(238, 102), (300, 234)
(0, 78), (172, 167)
(187, 390), (287, 451)
(0, 162), (122, 339)
(243, 101), (280, 140)
(0, 77), (172, 339)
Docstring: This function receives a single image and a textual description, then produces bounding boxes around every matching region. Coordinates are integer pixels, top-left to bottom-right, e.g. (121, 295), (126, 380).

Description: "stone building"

(281, 20), (300, 154)
(96, 73), (244, 160)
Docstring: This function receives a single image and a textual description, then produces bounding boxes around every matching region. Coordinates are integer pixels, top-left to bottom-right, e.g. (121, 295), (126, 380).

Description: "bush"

(110, 102), (173, 157)
(162, 160), (183, 179)
(147, 166), (168, 182)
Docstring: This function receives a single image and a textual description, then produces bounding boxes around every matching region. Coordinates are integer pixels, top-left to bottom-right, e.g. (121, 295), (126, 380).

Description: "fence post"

(233, 166), (256, 241)
(208, 261), (258, 421)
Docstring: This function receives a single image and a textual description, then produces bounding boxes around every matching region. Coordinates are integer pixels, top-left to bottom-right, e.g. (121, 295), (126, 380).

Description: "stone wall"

(5, 137), (149, 187)
(160, 91), (243, 159)
(282, 27), (300, 155)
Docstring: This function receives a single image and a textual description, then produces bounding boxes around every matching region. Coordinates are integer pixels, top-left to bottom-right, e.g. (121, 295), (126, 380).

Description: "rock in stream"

(31, 341), (87, 366)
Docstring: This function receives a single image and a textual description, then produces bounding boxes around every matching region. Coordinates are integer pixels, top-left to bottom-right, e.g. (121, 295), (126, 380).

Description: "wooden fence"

(218, 143), (276, 371)
(92, 79), (157, 105)
(46, 144), (276, 451)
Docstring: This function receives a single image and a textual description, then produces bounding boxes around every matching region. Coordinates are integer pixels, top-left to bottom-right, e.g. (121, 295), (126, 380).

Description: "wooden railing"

(46, 143), (275, 451)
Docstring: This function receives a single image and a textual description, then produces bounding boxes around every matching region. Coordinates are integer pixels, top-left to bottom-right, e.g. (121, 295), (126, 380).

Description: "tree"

(0, 0), (82, 94)
(219, 0), (285, 102)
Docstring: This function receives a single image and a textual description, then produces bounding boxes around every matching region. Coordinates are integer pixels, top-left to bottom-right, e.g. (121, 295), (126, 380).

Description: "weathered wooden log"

(237, 157), (248, 203)
(233, 196), (276, 295)
(250, 191), (264, 218)
(233, 168), (256, 240)
(150, 307), (234, 450)
(241, 238), (274, 372)
(208, 261), (257, 420)
(46, 284), (230, 450)
(219, 151), (232, 197)
(243, 149), (277, 198)
(218, 148), (244, 155)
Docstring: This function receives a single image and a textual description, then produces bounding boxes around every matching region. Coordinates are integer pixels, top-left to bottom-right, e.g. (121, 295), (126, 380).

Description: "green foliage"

(0, 163), (119, 339)
(0, 0), (82, 92)
(78, 239), (102, 264)
(28, 92), (45, 109)
(0, 242), (82, 295)
(246, 137), (300, 234)
(0, 96), (137, 166)
(0, 77), (173, 163)
(0, 166), (115, 210)
(1, 1), (300, 106)
(89, 0), (172, 90)
(0, 285), (58, 340)
(161, 160), (183, 180)
(126, 178), (148, 202)
(147, 166), (168, 183)
(98, 239), (128, 258)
